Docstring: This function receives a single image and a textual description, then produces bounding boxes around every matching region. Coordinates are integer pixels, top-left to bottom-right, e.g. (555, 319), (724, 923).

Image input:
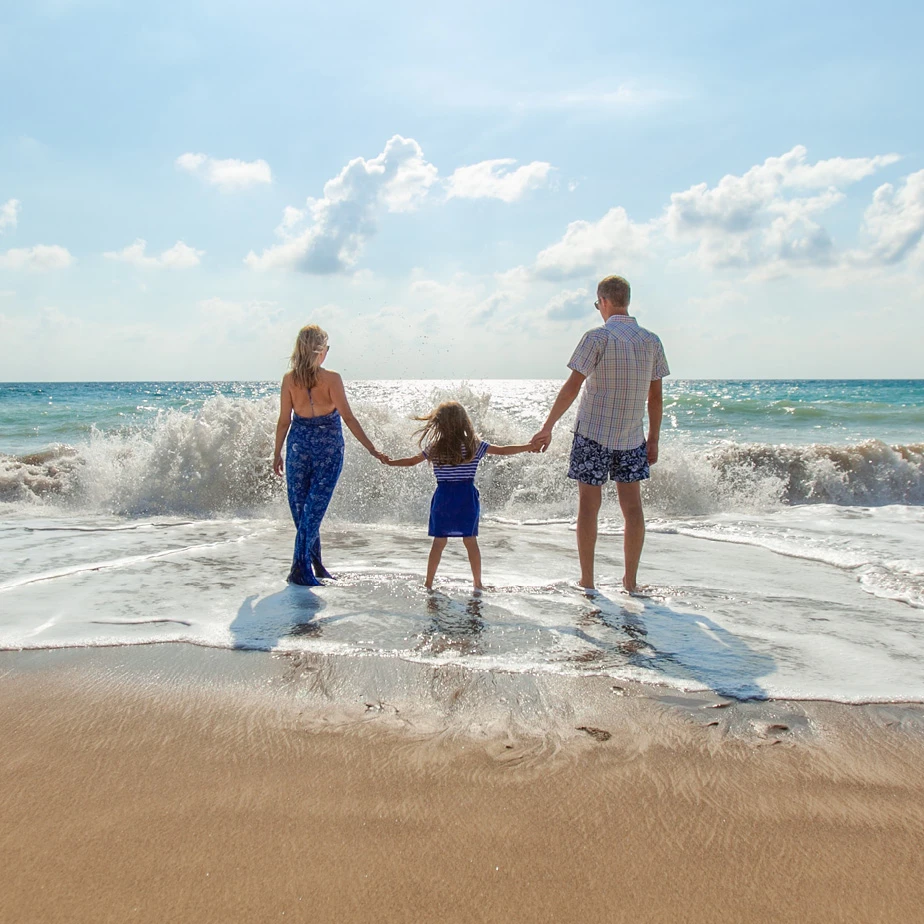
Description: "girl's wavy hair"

(289, 324), (328, 389)
(414, 401), (479, 466)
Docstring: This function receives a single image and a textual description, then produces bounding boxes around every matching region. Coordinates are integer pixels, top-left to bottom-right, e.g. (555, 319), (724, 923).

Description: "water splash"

(1, 387), (922, 517)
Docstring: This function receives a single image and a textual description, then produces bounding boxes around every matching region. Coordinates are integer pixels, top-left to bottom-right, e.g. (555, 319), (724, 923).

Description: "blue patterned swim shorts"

(567, 434), (649, 486)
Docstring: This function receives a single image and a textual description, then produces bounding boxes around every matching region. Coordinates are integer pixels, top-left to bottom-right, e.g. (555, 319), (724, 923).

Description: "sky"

(1, 0), (923, 381)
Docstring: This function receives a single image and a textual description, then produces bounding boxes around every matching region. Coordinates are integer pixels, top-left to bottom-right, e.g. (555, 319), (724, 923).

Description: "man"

(531, 275), (669, 593)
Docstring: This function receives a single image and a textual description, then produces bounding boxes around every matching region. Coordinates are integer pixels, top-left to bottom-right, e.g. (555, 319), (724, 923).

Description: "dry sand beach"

(4, 645), (924, 924)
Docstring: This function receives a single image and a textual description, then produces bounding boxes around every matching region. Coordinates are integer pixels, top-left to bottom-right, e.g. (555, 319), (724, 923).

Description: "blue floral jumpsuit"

(284, 395), (344, 585)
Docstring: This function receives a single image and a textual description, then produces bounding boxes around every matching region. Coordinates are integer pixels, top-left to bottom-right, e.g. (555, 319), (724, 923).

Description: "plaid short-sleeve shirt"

(568, 315), (669, 451)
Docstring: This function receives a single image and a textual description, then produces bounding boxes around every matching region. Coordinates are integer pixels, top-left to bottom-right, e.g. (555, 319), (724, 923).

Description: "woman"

(273, 324), (386, 585)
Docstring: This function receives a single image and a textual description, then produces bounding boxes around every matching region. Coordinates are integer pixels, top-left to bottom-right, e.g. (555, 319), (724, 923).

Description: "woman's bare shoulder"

(318, 368), (342, 385)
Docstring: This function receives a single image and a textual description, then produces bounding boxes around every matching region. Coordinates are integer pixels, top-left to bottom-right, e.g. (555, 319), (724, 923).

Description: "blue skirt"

(429, 481), (480, 538)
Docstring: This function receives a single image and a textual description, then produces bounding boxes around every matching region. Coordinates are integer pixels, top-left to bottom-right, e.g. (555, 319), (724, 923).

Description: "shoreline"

(4, 645), (924, 923)
(5, 640), (924, 712)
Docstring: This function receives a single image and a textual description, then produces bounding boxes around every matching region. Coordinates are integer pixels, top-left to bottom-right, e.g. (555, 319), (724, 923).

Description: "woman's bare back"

(286, 369), (338, 418)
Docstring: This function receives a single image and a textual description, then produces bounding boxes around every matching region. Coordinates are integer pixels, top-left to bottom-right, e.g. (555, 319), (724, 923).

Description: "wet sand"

(3, 646), (924, 924)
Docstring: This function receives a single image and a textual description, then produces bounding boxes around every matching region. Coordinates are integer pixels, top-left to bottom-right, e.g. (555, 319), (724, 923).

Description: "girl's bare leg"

(426, 538), (447, 589)
(462, 536), (483, 590)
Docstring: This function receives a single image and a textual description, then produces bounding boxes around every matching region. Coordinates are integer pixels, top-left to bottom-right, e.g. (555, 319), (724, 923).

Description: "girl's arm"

(273, 377), (293, 476)
(486, 444), (539, 456)
(386, 452), (426, 467)
(329, 372), (387, 462)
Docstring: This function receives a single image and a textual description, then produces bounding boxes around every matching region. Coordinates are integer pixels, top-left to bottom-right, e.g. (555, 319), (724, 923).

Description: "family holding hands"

(273, 275), (669, 595)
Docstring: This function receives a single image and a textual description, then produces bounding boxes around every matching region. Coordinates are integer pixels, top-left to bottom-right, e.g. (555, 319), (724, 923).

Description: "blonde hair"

(597, 275), (631, 308)
(290, 324), (328, 389)
(415, 401), (479, 466)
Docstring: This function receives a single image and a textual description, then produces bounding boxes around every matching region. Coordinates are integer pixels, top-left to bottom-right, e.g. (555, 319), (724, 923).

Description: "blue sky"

(1, 0), (922, 380)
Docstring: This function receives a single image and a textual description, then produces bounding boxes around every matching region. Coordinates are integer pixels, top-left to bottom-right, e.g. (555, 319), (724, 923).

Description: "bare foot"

(622, 576), (638, 593)
(473, 584), (485, 593)
(573, 580), (598, 597)
(622, 578), (652, 597)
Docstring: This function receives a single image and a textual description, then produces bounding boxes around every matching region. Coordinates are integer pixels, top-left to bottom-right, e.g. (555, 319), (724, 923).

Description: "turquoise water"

(1, 378), (923, 701)
(0, 381), (277, 455)
(2, 379), (923, 456)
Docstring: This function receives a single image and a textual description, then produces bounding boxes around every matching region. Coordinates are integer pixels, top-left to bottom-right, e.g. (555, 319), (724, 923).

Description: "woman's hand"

(273, 454), (284, 477)
(371, 449), (390, 464)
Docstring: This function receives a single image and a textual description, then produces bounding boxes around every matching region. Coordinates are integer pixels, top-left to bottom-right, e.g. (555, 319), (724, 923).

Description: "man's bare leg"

(616, 481), (645, 592)
(576, 482), (602, 589)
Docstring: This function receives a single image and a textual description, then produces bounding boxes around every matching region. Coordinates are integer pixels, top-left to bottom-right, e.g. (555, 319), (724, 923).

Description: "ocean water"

(1, 379), (923, 703)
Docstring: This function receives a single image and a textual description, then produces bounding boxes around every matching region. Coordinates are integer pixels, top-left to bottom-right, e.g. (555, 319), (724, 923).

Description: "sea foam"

(1, 389), (922, 518)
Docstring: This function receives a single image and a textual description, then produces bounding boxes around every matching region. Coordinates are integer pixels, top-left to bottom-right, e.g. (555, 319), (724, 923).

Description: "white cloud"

(104, 239), (203, 268)
(544, 287), (591, 321)
(687, 288), (747, 316)
(176, 152), (272, 191)
(533, 207), (651, 280)
(159, 241), (203, 268)
(401, 268), (538, 328)
(446, 159), (552, 202)
(246, 135), (438, 273)
(247, 139), (556, 274)
(854, 170), (924, 265)
(427, 79), (675, 114)
(0, 199), (20, 233)
(0, 245), (74, 270)
(279, 206), (305, 231)
(783, 152), (901, 189)
(525, 146), (912, 287)
(664, 145), (900, 270)
(530, 84), (664, 109)
(197, 297), (280, 327)
(380, 142), (440, 212)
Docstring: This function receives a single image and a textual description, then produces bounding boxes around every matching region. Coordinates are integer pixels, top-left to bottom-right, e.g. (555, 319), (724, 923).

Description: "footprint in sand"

(577, 726), (612, 742)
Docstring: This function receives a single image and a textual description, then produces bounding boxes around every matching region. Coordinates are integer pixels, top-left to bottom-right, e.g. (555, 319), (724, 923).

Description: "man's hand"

(646, 439), (659, 465)
(530, 371), (584, 454)
(530, 426), (553, 452)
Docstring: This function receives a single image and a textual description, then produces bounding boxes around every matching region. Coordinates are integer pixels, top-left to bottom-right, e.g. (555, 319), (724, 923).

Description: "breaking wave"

(1, 391), (922, 519)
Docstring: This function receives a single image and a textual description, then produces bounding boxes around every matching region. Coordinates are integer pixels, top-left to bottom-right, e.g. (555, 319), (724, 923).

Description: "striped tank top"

(424, 441), (490, 482)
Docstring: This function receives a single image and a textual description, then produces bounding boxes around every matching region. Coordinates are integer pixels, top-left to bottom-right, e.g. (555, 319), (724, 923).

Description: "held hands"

(530, 427), (553, 453)
(371, 449), (391, 464)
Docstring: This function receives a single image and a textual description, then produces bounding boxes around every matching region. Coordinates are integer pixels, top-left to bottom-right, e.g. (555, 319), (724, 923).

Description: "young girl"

(387, 401), (536, 591)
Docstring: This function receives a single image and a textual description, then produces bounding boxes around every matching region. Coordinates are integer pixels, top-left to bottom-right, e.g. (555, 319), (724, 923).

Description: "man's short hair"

(597, 275), (631, 308)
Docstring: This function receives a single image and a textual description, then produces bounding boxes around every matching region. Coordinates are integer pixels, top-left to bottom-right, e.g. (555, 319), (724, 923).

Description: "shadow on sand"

(572, 591), (775, 700)
(415, 592), (486, 657)
(230, 586), (333, 650)
(228, 582), (774, 700)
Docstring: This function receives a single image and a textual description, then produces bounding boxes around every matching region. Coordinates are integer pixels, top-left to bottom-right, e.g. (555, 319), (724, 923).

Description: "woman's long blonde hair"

(290, 324), (328, 389)
(415, 401), (479, 466)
